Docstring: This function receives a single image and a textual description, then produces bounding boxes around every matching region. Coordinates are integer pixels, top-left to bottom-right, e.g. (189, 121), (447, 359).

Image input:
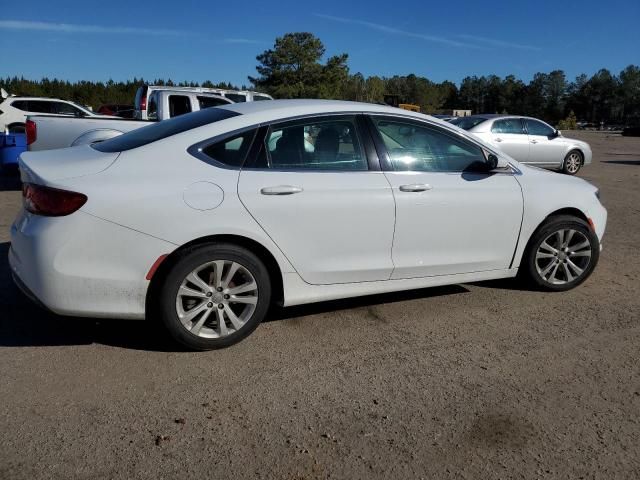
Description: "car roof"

(7, 97), (68, 102)
(217, 99), (434, 121)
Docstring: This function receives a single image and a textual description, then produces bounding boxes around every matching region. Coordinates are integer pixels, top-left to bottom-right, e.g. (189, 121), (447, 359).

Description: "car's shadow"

(0, 241), (471, 352)
(602, 159), (640, 166)
(0, 171), (22, 192)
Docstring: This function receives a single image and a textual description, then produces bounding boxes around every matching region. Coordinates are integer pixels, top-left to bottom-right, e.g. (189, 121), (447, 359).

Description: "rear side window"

(200, 129), (256, 168)
(197, 96), (231, 109)
(168, 95), (192, 117)
(26, 101), (55, 114)
(55, 102), (83, 116)
(491, 118), (524, 134)
(92, 108), (240, 152)
(253, 94), (271, 101)
(10, 100), (29, 111)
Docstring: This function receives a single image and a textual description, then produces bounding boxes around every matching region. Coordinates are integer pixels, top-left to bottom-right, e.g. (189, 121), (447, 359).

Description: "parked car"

(450, 114), (592, 174)
(97, 104), (136, 118)
(10, 100), (606, 350)
(135, 85), (273, 120)
(0, 93), (111, 133)
(26, 91), (233, 151)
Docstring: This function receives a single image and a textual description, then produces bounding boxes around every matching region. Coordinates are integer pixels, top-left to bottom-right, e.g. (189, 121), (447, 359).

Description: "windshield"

(92, 107), (240, 152)
(450, 117), (488, 130)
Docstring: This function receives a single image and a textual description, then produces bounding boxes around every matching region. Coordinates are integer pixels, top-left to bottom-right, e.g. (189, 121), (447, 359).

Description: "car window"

(252, 94), (271, 101)
(224, 93), (247, 103)
(374, 119), (487, 172)
(10, 100), (29, 111)
(168, 95), (192, 117)
(450, 117), (487, 130)
(526, 119), (555, 136)
(55, 102), (83, 116)
(197, 96), (230, 109)
(93, 108), (240, 152)
(147, 94), (158, 120)
(491, 118), (524, 134)
(200, 130), (256, 168)
(26, 101), (55, 114)
(260, 117), (367, 171)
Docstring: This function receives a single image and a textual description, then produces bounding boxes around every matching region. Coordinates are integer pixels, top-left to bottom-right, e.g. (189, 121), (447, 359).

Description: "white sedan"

(451, 114), (592, 175)
(10, 100), (607, 350)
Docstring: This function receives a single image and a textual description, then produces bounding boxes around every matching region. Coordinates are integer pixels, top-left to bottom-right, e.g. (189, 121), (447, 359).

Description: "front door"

(525, 118), (563, 165)
(238, 115), (395, 285)
(370, 116), (523, 279)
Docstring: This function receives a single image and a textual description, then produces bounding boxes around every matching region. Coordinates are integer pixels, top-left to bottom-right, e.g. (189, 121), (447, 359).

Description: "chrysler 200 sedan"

(10, 100), (606, 350)
(451, 114), (592, 175)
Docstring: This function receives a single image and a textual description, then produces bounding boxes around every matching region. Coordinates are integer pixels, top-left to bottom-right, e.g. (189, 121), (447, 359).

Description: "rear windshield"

(450, 117), (488, 130)
(92, 108), (240, 152)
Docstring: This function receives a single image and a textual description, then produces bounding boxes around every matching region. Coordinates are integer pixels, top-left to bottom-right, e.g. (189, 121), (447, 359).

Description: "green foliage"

(249, 32), (349, 99)
(557, 111), (578, 130)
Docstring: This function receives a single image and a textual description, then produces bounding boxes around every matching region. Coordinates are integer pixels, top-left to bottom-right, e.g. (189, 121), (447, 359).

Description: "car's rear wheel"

(157, 244), (271, 350)
(562, 150), (583, 175)
(523, 215), (599, 291)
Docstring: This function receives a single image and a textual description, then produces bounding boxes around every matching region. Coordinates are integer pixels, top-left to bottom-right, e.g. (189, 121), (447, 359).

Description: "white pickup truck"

(26, 91), (232, 151)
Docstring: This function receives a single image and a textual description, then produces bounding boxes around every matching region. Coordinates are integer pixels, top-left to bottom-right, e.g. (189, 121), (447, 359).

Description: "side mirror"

(487, 153), (510, 171)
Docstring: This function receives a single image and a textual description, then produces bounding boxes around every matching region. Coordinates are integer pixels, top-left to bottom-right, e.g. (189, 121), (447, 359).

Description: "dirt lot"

(0, 131), (639, 479)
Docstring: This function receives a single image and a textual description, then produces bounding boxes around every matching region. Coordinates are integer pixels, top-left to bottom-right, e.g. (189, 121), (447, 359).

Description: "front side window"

(526, 119), (555, 137)
(197, 96), (230, 109)
(168, 95), (192, 117)
(374, 118), (487, 172)
(260, 117), (367, 171)
(491, 118), (524, 134)
(55, 102), (83, 116)
(225, 93), (247, 103)
(252, 94), (271, 101)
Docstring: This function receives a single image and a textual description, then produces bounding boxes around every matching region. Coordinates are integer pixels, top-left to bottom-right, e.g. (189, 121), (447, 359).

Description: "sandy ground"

(0, 131), (639, 479)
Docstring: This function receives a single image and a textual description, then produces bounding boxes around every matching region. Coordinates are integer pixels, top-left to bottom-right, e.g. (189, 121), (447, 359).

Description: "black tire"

(157, 243), (271, 350)
(562, 150), (583, 175)
(522, 215), (599, 291)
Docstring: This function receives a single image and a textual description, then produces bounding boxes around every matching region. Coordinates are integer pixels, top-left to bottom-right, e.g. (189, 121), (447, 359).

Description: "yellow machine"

(399, 103), (421, 113)
(383, 94), (421, 113)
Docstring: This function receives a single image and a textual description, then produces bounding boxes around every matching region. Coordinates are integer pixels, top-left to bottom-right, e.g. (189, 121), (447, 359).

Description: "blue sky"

(1, 0), (638, 87)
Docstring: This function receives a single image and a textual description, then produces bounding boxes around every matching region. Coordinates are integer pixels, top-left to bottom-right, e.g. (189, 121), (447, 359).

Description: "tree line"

(2, 32), (639, 126)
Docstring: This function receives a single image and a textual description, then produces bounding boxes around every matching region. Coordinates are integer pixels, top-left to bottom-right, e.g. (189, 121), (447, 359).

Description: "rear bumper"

(9, 209), (175, 319)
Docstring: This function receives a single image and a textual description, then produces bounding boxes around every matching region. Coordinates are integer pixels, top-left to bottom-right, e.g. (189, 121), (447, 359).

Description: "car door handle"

(494, 137), (503, 142)
(260, 185), (303, 195)
(399, 183), (432, 192)
(530, 139), (538, 144)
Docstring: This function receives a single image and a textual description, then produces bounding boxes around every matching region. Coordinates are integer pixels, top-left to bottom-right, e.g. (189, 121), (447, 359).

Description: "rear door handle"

(530, 139), (538, 144)
(399, 183), (432, 192)
(260, 185), (303, 195)
(494, 137), (503, 142)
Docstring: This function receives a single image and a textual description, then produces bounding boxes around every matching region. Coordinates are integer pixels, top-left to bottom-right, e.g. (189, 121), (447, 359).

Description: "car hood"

(19, 145), (119, 185)
(517, 162), (598, 192)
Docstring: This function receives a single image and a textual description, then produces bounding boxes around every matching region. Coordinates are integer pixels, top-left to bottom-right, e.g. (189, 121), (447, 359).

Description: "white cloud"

(223, 38), (264, 45)
(456, 34), (541, 51)
(0, 20), (187, 36)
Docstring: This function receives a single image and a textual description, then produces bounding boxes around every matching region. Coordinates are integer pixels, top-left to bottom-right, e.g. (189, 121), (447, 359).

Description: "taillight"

(140, 95), (147, 111)
(22, 183), (87, 216)
(25, 120), (37, 145)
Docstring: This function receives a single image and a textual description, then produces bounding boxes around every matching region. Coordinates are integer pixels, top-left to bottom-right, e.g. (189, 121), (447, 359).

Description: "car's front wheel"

(157, 243), (271, 350)
(562, 150), (583, 175)
(523, 215), (599, 291)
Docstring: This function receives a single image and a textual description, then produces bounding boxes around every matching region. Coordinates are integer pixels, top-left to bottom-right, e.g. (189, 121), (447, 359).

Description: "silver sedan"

(451, 114), (591, 175)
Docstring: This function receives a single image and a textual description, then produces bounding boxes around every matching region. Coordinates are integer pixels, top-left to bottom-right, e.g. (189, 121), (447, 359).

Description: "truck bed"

(27, 115), (152, 151)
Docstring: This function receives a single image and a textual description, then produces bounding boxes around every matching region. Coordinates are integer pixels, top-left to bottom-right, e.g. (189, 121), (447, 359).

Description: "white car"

(0, 92), (109, 133)
(451, 115), (592, 175)
(10, 100), (607, 350)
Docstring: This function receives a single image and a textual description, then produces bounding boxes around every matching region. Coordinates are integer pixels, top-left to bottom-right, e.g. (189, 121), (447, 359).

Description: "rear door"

(524, 118), (562, 165)
(490, 118), (530, 162)
(237, 114), (396, 285)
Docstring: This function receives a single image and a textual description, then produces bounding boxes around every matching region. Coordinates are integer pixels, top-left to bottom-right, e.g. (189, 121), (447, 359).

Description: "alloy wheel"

(535, 229), (592, 285)
(565, 152), (582, 174)
(175, 260), (258, 338)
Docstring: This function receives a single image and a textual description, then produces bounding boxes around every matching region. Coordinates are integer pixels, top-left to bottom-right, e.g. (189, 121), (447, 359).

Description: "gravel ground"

(0, 131), (639, 479)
